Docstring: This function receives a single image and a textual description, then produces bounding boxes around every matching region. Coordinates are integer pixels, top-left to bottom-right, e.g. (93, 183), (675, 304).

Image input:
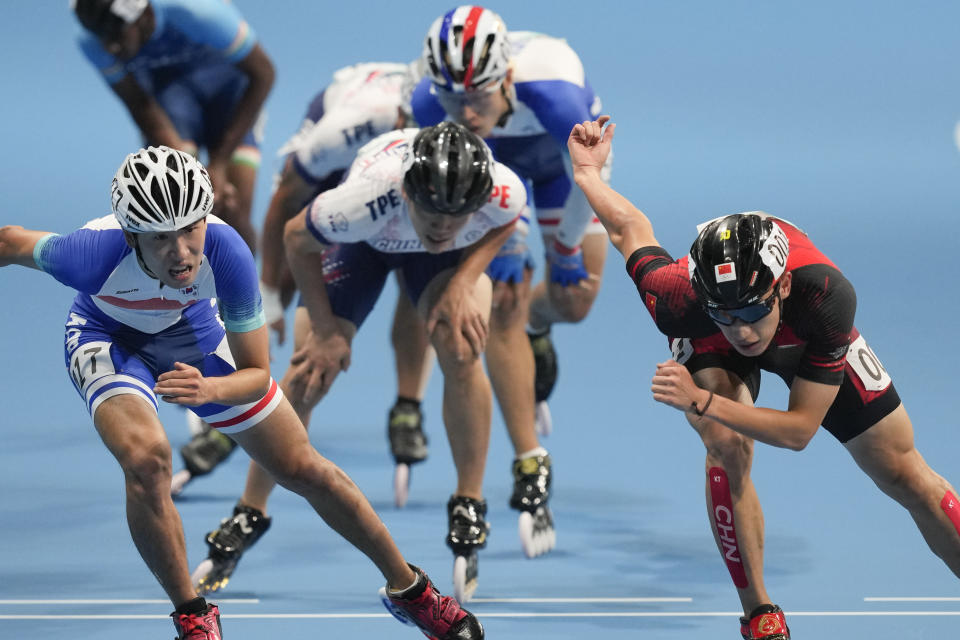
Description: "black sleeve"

(626, 247), (719, 339)
(787, 264), (857, 384)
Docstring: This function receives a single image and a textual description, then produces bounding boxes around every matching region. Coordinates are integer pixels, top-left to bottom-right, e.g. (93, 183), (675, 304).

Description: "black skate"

(170, 422), (237, 497)
(446, 495), (489, 603)
(388, 401), (428, 508)
(528, 330), (557, 436)
(191, 504), (271, 595)
(509, 453), (556, 558)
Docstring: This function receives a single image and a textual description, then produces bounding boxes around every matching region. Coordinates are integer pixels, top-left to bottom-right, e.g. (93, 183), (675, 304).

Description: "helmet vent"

(166, 175), (181, 213)
(445, 147), (460, 206)
(128, 185), (157, 222)
(149, 180), (167, 214)
(184, 170), (196, 211)
(476, 34), (496, 77)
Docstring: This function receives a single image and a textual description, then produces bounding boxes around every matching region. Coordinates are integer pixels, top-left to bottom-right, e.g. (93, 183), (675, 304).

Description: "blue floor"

(2, 268), (959, 639)
(3, 2), (960, 638)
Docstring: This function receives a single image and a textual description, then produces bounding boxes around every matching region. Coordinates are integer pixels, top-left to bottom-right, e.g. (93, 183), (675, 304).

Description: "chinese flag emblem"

(714, 262), (737, 283)
(644, 292), (658, 320)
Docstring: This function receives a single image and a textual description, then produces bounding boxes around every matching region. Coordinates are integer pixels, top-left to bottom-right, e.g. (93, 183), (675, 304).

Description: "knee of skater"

(704, 433), (753, 477)
(490, 300), (523, 327)
(430, 325), (481, 369)
(120, 440), (173, 493)
(872, 463), (931, 505)
(549, 294), (592, 324)
(271, 450), (343, 496)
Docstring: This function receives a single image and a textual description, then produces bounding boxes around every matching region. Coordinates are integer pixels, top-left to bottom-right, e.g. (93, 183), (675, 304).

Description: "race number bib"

(68, 340), (115, 393)
(845, 334), (891, 392)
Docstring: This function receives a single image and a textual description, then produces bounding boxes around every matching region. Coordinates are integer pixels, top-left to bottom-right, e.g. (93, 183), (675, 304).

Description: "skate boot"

(191, 504), (271, 595)
(740, 604), (790, 640)
(388, 400), (428, 508)
(528, 329), (557, 436)
(379, 564), (484, 640)
(446, 495), (489, 603)
(171, 423), (237, 496)
(171, 602), (222, 640)
(509, 452), (555, 558)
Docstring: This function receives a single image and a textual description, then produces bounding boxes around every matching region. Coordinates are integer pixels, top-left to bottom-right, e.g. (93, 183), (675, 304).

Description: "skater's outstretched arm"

(0, 225), (54, 269)
(568, 116), (659, 259)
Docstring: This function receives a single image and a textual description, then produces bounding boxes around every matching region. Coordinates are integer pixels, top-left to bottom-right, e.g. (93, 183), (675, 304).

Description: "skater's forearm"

(0, 226), (52, 269)
(456, 221), (516, 284)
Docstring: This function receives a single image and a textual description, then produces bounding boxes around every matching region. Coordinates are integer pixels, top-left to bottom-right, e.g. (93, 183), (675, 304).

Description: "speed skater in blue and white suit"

(0, 146), (483, 640)
(402, 6), (612, 437)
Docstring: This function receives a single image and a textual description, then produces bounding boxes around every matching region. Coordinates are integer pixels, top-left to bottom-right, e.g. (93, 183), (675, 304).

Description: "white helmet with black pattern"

(111, 146), (213, 233)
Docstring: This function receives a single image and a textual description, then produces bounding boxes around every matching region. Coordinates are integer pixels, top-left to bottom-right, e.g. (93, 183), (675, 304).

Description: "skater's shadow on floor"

(172, 493), (239, 504)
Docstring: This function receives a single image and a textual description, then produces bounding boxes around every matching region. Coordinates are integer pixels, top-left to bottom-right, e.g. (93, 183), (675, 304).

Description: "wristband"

(260, 281), (284, 325)
(692, 391), (714, 417)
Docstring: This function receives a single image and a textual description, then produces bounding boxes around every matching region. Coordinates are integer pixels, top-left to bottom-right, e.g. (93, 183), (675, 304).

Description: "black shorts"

(676, 334), (901, 443)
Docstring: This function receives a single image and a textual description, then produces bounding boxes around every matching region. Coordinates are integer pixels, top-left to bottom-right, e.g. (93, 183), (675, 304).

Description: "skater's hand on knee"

(289, 330), (351, 402)
(427, 278), (488, 360)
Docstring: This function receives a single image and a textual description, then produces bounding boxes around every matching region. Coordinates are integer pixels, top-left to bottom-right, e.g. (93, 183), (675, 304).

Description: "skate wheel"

(534, 401), (552, 437)
(518, 508), (556, 558)
(190, 558), (214, 590)
(518, 511), (536, 558)
(378, 587), (417, 627)
(185, 410), (207, 436)
(394, 463), (410, 508)
(170, 469), (192, 497)
(453, 554), (478, 603)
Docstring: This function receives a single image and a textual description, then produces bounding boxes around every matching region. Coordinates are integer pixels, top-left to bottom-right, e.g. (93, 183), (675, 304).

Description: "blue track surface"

(2, 2), (960, 638)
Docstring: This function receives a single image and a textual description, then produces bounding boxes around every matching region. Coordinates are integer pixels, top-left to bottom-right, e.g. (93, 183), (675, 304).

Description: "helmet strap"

(495, 83), (514, 129)
(773, 285), (784, 337)
(131, 235), (161, 284)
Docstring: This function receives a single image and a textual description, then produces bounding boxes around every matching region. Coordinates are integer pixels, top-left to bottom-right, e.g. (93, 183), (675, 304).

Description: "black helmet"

(73, 0), (126, 39)
(402, 122), (494, 215)
(688, 213), (789, 310)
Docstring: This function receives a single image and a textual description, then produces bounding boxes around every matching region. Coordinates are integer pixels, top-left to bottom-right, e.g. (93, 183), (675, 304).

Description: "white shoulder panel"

(510, 32), (585, 87)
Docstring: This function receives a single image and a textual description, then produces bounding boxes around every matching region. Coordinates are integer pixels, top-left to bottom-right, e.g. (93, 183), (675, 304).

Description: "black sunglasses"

(706, 291), (779, 326)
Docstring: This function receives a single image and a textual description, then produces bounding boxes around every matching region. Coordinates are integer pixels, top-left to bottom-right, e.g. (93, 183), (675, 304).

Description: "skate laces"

(208, 507), (268, 556)
(389, 404), (421, 430)
(389, 407), (425, 442)
(511, 454), (551, 511)
(740, 604), (790, 640)
(172, 605), (221, 640)
(448, 496), (489, 548)
(390, 568), (464, 633)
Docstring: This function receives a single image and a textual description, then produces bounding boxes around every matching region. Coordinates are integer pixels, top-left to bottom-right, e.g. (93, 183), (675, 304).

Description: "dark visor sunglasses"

(706, 291), (778, 326)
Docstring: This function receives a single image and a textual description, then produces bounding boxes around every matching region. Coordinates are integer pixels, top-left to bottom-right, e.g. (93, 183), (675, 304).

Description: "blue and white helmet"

(111, 146), (213, 233)
(422, 6), (511, 93)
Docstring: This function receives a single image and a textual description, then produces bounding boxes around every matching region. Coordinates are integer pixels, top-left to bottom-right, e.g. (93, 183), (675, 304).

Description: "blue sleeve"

(205, 223), (265, 332)
(164, 0), (257, 62)
(34, 229), (130, 294)
(515, 80), (595, 147)
(411, 78), (447, 127)
(77, 33), (126, 84)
